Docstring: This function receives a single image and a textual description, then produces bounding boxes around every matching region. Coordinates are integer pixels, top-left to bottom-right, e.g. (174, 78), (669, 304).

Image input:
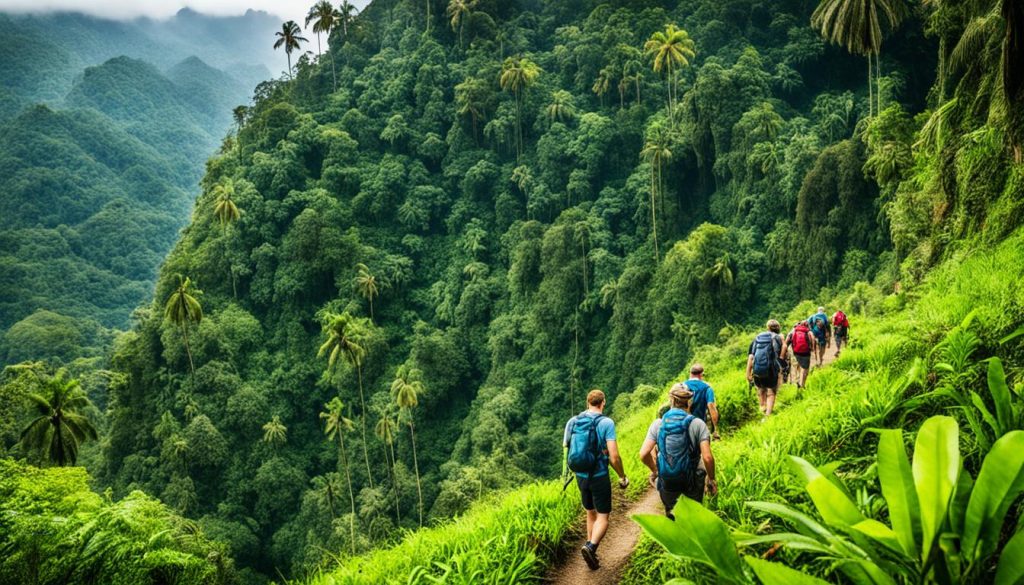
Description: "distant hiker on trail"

(746, 320), (784, 418)
(832, 309), (850, 357)
(787, 320), (816, 389)
(639, 384), (717, 520)
(683, 363), (720, 440)
(808, 307), (831, 366)
(563, 389), (628, 571)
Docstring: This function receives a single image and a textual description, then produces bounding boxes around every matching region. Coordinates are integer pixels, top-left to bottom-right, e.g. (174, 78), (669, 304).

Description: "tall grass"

(621, 231), (1024, 584)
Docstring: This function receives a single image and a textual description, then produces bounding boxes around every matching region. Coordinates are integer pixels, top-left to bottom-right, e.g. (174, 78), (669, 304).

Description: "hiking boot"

(581, 543), (600, 570)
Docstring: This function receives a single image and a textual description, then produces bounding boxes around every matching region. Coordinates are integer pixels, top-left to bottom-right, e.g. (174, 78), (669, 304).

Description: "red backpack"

(791, 324), (812, 354)
(833, 311), (849, 328)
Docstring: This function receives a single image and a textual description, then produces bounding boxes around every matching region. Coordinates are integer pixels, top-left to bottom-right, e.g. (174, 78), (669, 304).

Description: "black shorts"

(794, 353), (811, 369)
(577, 474), (612, 514)
(753, 372), (778, 391)
(658, 471), (705, 519)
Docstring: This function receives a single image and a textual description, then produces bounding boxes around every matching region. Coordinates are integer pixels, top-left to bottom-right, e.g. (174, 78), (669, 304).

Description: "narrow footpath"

(546, 342), (840, 584)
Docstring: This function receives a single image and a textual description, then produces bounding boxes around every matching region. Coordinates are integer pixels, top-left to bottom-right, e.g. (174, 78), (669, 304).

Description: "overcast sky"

(0, 0), (371, 31)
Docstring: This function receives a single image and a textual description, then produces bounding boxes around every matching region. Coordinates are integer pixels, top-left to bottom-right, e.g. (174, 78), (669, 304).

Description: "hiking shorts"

(657, 471), (705, 519)
(753, 372), (778, 392)
(794, 353), (811, 369)
(577, 474), (612, 514)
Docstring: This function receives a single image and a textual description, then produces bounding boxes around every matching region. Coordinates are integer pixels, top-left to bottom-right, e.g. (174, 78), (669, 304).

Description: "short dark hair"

(587, 389), (605, 406)
(690, 363), (704, 376)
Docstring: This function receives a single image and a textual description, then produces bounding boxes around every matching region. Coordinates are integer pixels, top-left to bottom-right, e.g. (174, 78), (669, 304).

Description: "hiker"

(638, 384), (717, 519)
(683, 363), (720, 440)
(746, 320), (784, 418)
(768, 320), (789, 388)
(563, 389), (629, 571)
(832, 309), (850, 357)
(787, 320), (816, 389)
(808, 306), (831, 366)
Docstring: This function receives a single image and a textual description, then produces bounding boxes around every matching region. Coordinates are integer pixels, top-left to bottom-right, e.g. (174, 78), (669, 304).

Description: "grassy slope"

(302, 231), (1024, 584)
(621, 232), (1024, 584)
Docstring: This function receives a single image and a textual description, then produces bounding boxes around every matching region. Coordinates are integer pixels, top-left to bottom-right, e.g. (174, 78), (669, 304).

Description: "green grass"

(620, 231), (1024, 584)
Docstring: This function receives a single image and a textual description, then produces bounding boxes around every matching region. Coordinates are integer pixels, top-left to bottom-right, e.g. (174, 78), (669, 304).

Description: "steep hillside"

(0, 53), (255, 365)
(91, 0), (1024, 580)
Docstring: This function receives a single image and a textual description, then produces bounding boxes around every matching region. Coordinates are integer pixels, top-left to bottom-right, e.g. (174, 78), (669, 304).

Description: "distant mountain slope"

(0, 9), (277, 105)
(0, 4), (279, 365)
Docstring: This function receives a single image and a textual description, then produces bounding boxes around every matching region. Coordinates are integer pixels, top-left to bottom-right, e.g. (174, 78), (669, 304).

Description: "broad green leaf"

(995, 529), (1024, 585)
(633, 498), (745, 584)
(912, 416), (959, 562)
(999, 327), (1024, 345)
(876, 429), (920, 556)
(949, 465), (974, 536)
(734, 532), (835, 555)
(962, 430), (1024, 561)
(988, 358), (1013, 435)
(744, 555), (830, 584)
(806, 475), (864, 529)
(970, 391), (1001, 439)
(851, 519), (903, 555)
(788, 455), (823, 484)
(747, 501), (835, 542)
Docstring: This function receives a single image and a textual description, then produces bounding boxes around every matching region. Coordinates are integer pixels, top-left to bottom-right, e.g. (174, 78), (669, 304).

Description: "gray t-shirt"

(645, 414), (711, 447)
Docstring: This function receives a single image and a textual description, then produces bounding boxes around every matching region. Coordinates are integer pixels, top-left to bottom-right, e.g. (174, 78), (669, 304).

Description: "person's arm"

(708, 402), (720, 437)
(606, 439), (628, 487)
(700, 440), (717, 496)
(745, 354), (754, 382)
(639, 438), (657, 474)
(780, 337), (789, 360)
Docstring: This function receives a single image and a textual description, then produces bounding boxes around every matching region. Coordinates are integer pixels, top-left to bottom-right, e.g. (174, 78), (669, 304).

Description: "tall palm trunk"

(357, 365), (374, 488)
(409, 421), (423, 527)
(330, 52), (338, 92)
(337, 433), (356, 554)
(650, 165), (660, 261)
(181, 323), (196, 380)
(385, 440), (401, 522)
(867, 54), (873, 117)
(287, 52), (293, 80)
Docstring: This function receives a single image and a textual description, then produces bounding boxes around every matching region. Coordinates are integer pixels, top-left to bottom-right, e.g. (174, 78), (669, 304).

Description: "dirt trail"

(546, 339), (842, 584)
(545, 487), (663, 585)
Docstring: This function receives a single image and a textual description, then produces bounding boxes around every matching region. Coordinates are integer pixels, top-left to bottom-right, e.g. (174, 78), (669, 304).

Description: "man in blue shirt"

(563, 389), (628, 570)
(683, 363), (720, 440)
(808, 307), (831, 366)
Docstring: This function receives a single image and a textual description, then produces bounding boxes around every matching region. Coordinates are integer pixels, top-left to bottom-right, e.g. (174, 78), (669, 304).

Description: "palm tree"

(455, 77), (489, 143)
(375, 412), (401, 522)
(644, 25), (696, 124)
(311, 472), (343, 521)
(261, 415), (287, 449)
(392, 365), (424, 527)
(447, 0), (477, 48)
(231, 105), (248, 164)
(338, 0), (357, 39)
(354, 263), (380, 321)
(702, 255), (735, 291)
(19, 373), (97, 467)
(164, 275), (203, 379)
(640, 127), (673, 261)
(499, 56), (541, 160)
(546, 90), (576, 124)
(273, 20), (308, 80)
(318, 312), (374, 488)
(811, 0), (908, 116)
(306, 0), (340, 91)
(592, 66), (614, 106)
(212, 181), (241, 297)
(320, 397), (357, 554)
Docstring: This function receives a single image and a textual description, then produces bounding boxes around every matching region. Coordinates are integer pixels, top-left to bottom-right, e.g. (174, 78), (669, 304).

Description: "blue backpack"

(566, 414), (605, 476)
(751, 332), (779, 377)
(657, 409), (698, 491)
(684, 380), (711, 422)
(810, 313), (828, 335)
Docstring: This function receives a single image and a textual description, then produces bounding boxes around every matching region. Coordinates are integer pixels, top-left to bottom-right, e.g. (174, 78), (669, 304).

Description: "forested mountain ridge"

(0, 11), (279, 365)
(90, 0), (1023, 581)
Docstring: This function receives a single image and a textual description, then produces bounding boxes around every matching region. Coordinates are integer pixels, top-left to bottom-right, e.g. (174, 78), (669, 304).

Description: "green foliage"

(0, 458), (235, 585)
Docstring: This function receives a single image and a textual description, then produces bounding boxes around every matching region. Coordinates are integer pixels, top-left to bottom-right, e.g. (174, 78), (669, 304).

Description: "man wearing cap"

(638, 384), (717, 519)
(563, 389), (628, 570)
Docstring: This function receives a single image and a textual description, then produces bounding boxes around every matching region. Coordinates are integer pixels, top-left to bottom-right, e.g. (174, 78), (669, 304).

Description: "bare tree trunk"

(338, 434), (356, 555)
(410, 421), (423, 527)
(357, 366), (374, 488)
